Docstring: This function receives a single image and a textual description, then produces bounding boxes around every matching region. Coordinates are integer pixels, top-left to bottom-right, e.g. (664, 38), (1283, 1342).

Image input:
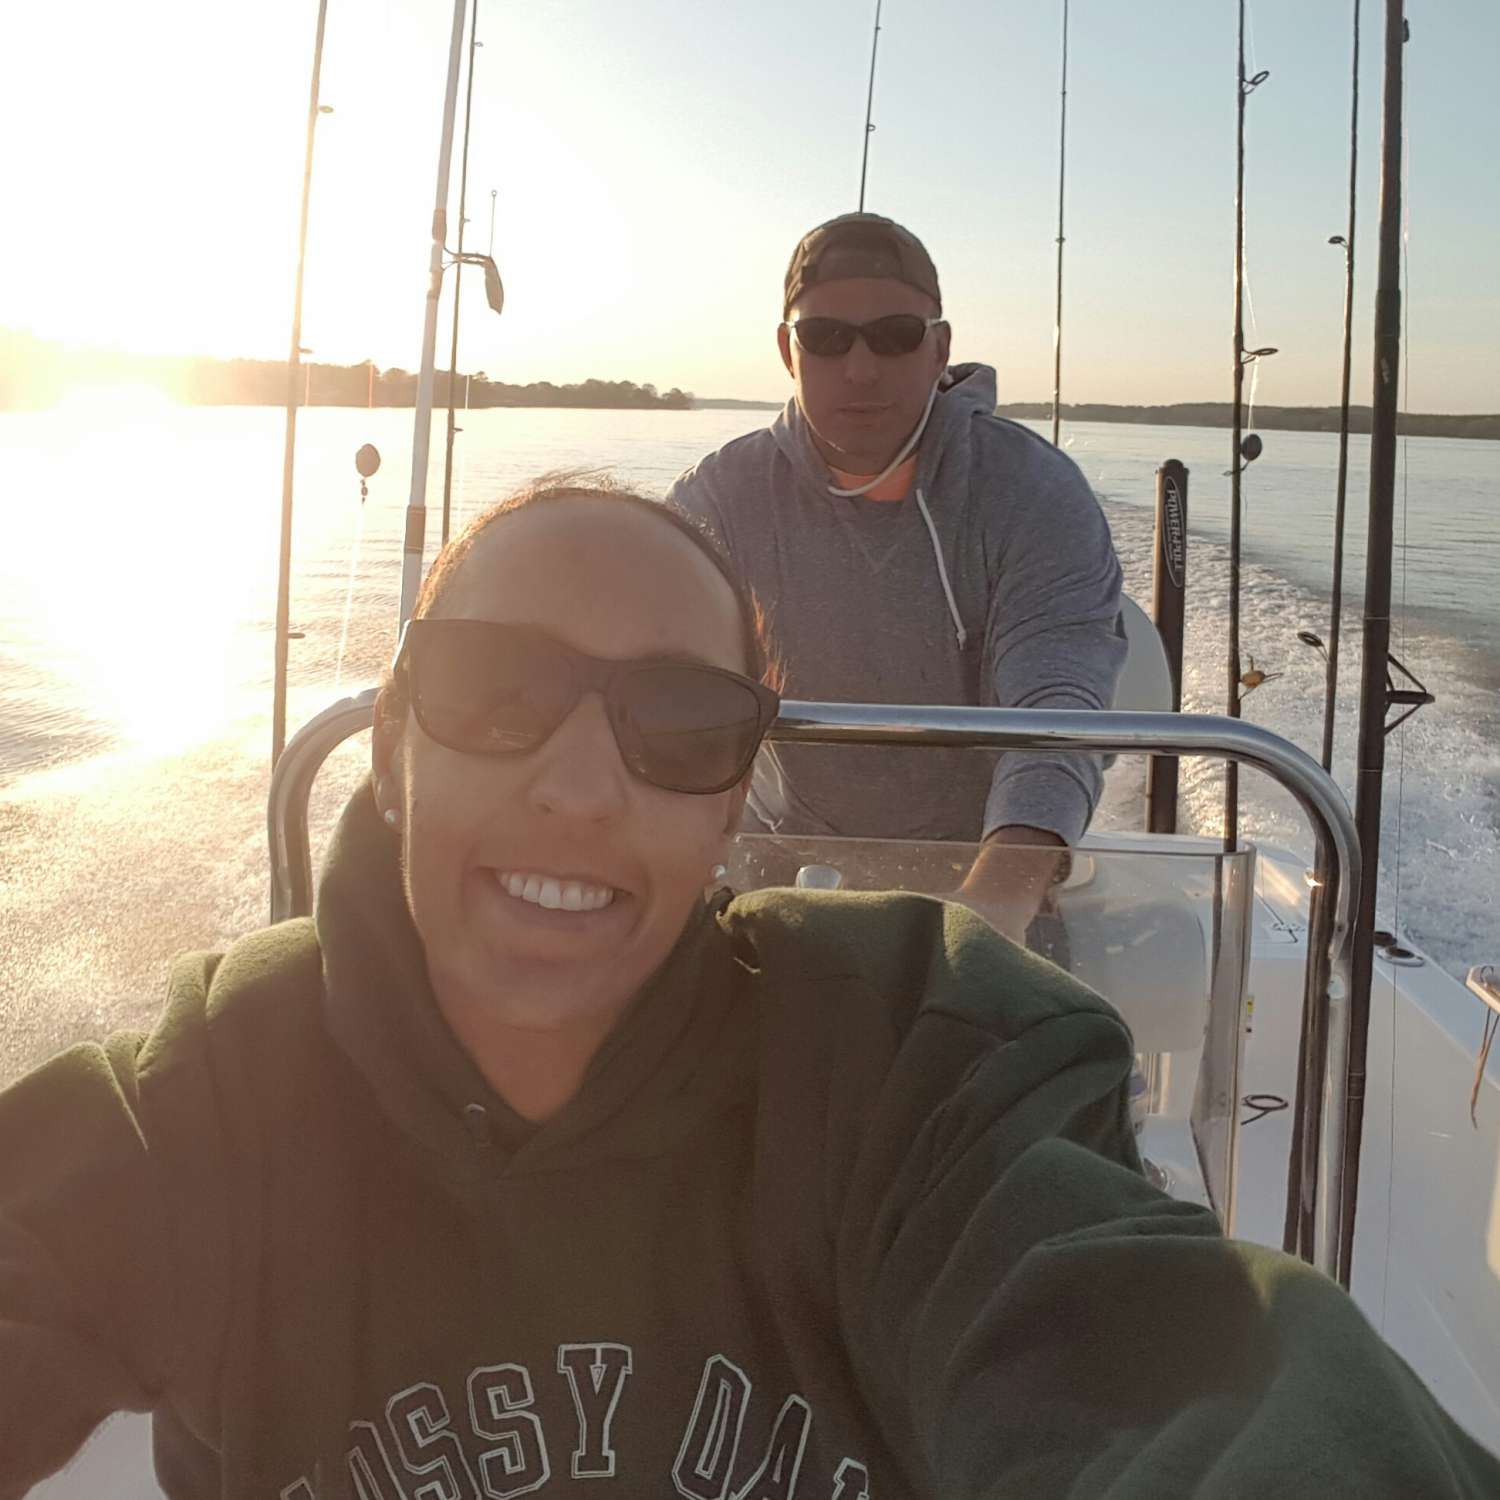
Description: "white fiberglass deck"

(1232, 845), (1500, 1454)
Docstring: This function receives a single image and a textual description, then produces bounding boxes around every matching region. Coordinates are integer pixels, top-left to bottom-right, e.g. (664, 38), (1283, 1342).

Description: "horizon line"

(3, 332), (1496, 421)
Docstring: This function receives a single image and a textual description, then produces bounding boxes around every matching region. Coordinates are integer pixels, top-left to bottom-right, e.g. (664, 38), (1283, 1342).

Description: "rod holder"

(1147, 461), (1188, 834)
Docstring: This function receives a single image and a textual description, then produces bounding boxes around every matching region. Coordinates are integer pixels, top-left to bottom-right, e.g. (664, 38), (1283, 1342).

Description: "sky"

(2, 0), (1496, 411)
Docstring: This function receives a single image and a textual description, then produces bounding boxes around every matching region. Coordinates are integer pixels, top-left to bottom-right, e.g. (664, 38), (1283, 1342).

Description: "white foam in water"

(1, 407), (1495, 1085)
(1101, 496), (1500, 977)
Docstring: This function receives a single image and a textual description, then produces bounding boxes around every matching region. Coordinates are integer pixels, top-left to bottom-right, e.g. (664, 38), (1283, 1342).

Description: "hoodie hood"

(769, 361), (999, 500)
(314, 780), (757, 1184)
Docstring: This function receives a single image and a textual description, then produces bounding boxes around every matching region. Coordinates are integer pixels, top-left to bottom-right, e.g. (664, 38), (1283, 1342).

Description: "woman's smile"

(495, 869), (618, 912)
(466, 858), (638, 950)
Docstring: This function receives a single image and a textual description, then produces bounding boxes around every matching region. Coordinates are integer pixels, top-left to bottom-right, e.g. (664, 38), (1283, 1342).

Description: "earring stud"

(383, 808), (400, 828)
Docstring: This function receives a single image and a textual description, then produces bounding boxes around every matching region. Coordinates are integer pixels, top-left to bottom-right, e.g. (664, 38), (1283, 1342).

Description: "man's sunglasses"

(392, 619), (781, 796)
(788, 313), (944, 358)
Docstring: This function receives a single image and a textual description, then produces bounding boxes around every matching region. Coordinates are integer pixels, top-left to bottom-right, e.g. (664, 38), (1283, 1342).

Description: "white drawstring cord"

(818, 377), (966, 650)
(914, 485), (967, 650)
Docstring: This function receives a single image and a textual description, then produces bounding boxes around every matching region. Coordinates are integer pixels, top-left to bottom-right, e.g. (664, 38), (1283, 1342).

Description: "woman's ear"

(722, 775), (750, 837)
(371, 690), (406, 811)
(702, 784), (747, 891)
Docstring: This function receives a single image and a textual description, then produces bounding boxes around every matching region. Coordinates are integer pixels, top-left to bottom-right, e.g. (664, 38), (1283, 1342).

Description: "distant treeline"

(998, 400), (1499, 442)
(0, 335), (693, 412)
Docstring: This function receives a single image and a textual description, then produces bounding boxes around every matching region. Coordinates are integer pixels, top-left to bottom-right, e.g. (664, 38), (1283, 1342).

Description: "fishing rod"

(1319, 0), (1362, 773)
(440, 0), (483, 548)
(857, 0), (882, 210)
(1223, 12), (1299, 1249)
(1224, 0), (1273, 844)
(398, 0), (504, 631)
(272, 0), (333, 767)
(1336, 0), (1410, 1287)
(1050, 0), (1069, 448)
(1282, 6), (1363, 1266)
(399, 0), (468, 627)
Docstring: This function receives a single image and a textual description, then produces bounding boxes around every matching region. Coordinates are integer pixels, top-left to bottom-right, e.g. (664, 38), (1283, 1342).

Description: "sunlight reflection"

(55, 380), (182, 419)
(6, 401), (278, 754)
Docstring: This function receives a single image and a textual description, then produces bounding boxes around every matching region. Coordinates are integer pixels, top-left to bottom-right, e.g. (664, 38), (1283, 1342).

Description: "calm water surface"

(1, 399), (1496, 1080)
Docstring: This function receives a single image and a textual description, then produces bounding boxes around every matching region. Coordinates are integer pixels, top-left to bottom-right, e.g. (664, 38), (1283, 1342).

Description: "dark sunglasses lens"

(792, 318), (856, 357)
(617, 666), (766, 792)
(411, 624), (572, 754)
(862, 314), (930, 356)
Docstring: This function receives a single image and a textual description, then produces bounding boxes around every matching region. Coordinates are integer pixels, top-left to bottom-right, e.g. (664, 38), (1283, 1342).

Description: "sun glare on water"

(7, 394), (280, 757)
(54, 381), (184, 421)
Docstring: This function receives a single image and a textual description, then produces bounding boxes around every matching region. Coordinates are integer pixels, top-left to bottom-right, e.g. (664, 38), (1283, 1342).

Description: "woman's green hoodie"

(2, 785), (1496, 1497)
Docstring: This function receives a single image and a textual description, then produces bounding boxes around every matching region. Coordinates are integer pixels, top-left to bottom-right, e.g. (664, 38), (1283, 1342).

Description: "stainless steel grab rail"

(268, 695), (1359, 1278)
(268, 689), (379, 925)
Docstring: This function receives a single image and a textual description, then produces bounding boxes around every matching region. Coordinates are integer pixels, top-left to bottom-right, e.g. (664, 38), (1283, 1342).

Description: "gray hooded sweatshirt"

(668, 363), (1125, 844)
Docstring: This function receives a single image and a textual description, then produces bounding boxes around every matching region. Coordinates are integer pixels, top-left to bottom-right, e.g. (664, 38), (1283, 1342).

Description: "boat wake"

(1103, 497), (1500, 981)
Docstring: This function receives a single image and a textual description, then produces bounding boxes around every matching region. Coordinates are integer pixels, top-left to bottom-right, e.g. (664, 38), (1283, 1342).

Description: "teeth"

(496, 870), (616, 913)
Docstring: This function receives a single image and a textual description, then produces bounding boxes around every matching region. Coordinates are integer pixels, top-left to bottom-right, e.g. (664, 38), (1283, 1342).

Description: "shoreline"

(999, 401), (1498, 442)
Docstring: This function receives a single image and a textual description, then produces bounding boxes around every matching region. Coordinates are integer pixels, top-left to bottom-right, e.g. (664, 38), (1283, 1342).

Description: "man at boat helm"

(3, 483), (1498, 1495)
(670, 213), (1125, 943)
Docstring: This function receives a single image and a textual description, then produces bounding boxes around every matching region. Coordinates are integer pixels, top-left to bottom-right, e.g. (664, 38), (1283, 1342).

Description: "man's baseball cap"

(783, 213), (941, 319)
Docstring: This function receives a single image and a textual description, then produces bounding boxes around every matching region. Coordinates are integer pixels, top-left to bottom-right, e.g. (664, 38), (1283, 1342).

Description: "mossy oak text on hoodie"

(280, 1347), (872, 1499)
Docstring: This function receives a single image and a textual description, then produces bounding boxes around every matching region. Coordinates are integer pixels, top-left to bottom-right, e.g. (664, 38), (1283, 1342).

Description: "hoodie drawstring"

(820, 376), (966, 650)
(913, 485), (968, 651)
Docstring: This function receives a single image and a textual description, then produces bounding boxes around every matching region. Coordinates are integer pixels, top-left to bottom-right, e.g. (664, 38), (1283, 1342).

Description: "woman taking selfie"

(2, 480), (1496, 1498)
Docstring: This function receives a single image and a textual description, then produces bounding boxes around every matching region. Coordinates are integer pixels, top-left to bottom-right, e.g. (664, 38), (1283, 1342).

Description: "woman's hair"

(381, 473), (780, 721)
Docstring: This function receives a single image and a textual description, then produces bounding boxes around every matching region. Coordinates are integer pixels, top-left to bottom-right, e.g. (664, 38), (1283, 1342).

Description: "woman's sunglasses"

(788, 313), (944, 358)
(392, 619), (781, 795)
